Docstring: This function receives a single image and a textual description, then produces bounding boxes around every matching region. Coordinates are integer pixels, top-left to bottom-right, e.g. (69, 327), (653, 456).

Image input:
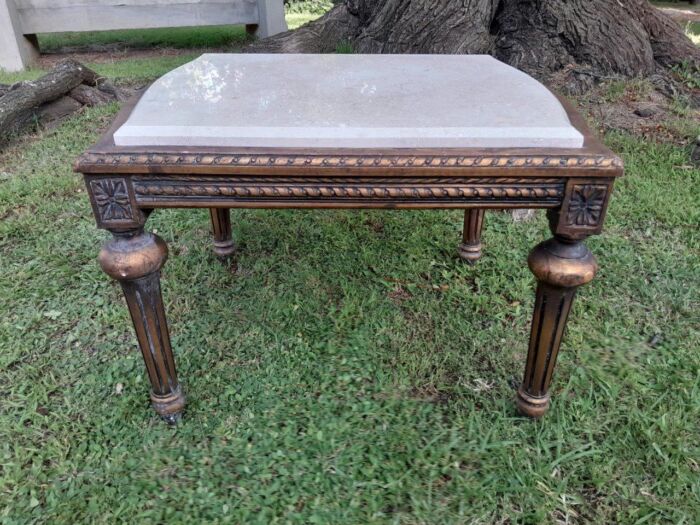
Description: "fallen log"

(0, 59), (124, 143)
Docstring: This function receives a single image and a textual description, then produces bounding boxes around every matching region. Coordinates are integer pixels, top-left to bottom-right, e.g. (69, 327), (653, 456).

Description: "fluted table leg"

(516, 237), (597, 418)
(209, 208), (236, 260)
(99, 229), (185, 423)
(458, 209), (485, 264)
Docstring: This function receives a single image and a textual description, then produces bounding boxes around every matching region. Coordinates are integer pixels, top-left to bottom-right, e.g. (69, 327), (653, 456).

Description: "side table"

(75, 54), (623, 422)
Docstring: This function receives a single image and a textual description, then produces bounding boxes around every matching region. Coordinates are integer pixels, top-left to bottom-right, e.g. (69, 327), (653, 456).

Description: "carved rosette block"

(209, 208), (236, 259)
(99, 230), (185, 422)
(92, 178), (131, 220)
(549, 180), (612, 241)
(458, 209), (485, 264)
(566, 185), (607, 226)
(86, 176), (145, 230)
(516, 237), (597, 418)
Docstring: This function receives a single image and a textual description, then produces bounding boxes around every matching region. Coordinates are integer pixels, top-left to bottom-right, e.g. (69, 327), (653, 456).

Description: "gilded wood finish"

(78, 91), (623, 422)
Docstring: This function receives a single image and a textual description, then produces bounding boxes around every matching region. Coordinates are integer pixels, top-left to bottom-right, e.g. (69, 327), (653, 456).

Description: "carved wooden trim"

(76, 151), (623, 173)
(131, 176), (565, 207)
(138, 176), (562, 184)
(85, 176), (144, 229)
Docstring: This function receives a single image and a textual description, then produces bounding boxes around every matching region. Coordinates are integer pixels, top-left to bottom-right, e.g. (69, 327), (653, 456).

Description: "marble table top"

(113, 53), (584, 149)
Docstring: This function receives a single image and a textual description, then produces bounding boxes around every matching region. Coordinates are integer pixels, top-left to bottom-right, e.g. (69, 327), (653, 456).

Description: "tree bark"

(248, 0), (699, 87)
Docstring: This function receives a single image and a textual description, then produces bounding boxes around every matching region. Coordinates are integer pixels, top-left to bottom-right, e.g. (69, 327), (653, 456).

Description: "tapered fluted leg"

(99, 229), (185, 423)
(209, 208), (236, 259)
(458, 209), (485, 264)
(516, 237), (597, 418)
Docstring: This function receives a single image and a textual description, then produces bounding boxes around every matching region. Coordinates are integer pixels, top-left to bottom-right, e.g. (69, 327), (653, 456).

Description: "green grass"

(335, 40), (355, 54)
(0, 54), (208, 84)
(602, 78), (654, 103)
(2, 109), (699, 524)
(652, 1), (700, 8)
(1, 22), (700, 525)
(287, 12), (324, 29)
(285, 0), (334, 15)
(38, 25), (251, 52)
(685, 21), (700, 45)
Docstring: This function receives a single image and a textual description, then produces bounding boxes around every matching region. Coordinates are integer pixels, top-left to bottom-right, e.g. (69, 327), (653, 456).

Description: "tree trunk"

(248, 0), (699, 88)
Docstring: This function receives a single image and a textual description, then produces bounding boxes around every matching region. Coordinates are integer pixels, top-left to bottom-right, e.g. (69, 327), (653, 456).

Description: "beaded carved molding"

(76, 152), (623, 172)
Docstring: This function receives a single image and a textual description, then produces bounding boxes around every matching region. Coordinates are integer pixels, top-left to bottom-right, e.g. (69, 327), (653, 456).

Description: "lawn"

(685, 21), (700, 45)
(652, 1), (699, 8)
(1, 15), (700, 525)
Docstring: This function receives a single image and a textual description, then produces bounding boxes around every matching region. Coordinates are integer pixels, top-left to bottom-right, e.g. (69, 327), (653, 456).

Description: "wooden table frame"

(75, 92), (623, 423)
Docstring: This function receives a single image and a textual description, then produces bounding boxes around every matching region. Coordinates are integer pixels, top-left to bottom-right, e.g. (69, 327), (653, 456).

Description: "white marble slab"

(113, 54), (584, 149)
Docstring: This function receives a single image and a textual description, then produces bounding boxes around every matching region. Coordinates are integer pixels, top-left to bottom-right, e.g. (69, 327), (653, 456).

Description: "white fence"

(1, 0), (287, 71)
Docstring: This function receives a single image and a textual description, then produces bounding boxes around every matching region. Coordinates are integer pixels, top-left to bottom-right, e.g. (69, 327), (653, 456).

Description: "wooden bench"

(0, 0), (287, 71)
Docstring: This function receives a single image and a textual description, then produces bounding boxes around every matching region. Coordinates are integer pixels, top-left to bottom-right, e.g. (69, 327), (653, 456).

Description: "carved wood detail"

(90, 178), (132, 221)
(209, 208), (236, 258)
(77, 152), (623, 171)
(132, 177), (565, 206)
(565, 184), (608, 227)
(136, 176), (562, 184)
(99, 231), (185, 423)
(548, 179), (614, 241)
(86, 176), (144, 229)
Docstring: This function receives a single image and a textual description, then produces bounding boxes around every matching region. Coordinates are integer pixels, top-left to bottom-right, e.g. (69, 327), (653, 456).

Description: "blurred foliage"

(284, 0), (336, 15)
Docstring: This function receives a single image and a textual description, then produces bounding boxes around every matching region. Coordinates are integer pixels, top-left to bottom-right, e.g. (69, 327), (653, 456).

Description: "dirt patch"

(387, 284), (412, 304)
(577, 81), (699, 146)
(37, 46), (219, 69)
(546, 61), (699, 148)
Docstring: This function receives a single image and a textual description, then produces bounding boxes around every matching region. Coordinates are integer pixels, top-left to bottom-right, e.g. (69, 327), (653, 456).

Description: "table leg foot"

(99, 229), (186, 422)
(516, 389), (550, 419)
(517, 236), (597, 418)
(458, 209), (484, 264)
(151, 387), (186, 424)
(209, 208), (236, 260)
